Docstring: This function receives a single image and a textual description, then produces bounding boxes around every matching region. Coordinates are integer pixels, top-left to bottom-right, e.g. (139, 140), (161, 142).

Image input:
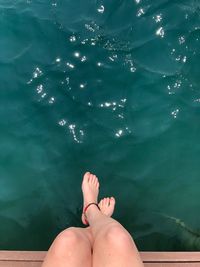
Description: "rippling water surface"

(1, 0), (200, 250)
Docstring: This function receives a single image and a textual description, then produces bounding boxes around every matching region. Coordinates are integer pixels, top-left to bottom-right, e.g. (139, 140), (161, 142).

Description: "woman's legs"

(42, 170), (144, 267)
(42, 172), (113, 267)
(42, 226), (93, 267)
(82, 172), (144, 267)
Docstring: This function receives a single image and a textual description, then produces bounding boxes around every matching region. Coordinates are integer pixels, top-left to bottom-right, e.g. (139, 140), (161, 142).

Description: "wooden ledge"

(141, 252), (200, 262)
(0, 251), (200, 266)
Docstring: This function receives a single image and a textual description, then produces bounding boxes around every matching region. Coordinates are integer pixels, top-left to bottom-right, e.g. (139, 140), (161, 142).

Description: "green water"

(1, 0), (200, 251)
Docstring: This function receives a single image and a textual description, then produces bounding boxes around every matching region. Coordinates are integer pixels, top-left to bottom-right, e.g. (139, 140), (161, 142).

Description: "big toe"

(83, 172), (90, 183)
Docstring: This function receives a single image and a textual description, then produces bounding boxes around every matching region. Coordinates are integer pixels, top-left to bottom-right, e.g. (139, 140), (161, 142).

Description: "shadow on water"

(0, 200), (82, 250)
(157, 213), (200, 250)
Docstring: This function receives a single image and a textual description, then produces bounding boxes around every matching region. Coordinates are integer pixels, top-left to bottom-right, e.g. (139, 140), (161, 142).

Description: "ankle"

(84, 203), (99, 214)
(86, 204), (101, 220)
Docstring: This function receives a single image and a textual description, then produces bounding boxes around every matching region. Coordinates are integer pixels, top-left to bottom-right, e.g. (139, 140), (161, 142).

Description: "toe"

(95, 177), (99, 188)
(83, 172), (90, 183)
(110, 197), (116, 206)
(89, 174), (93, 183)
(92, 175), (96, 184)
(99, 199), (103, 208)
(92, 174), (95, 182)
(92, 175), (97, 186)
(84, 171), (90, 178)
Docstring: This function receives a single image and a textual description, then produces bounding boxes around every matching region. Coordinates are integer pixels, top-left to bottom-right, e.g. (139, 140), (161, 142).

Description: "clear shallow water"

(0, 0), (200, 250)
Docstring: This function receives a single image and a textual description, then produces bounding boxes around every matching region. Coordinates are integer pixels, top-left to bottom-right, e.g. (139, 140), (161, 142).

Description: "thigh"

(42, 227), (93, 267)
(92, 224), (144, 267)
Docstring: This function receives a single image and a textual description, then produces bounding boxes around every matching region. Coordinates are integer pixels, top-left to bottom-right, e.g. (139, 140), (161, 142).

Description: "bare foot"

(82, 172), (100, 225)
(99, 197), (115, 217)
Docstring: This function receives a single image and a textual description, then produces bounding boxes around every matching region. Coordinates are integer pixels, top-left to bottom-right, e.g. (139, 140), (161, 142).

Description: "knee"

(104, 224), (133, 249)
(57, 227), (80, 245)
(50, 227), (83, 256)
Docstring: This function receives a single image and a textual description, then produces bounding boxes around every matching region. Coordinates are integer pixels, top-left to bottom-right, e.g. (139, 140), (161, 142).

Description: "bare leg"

(42, 227), (92, 267)
(82, 172), (144, 267)
(42, 173), (114, 267)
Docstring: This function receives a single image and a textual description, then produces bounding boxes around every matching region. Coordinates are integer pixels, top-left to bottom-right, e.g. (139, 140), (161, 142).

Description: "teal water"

(1, 0), (200, 251)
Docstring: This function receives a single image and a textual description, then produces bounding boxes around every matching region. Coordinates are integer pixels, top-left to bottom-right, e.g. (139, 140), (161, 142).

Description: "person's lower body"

(42, 172), (144, 267)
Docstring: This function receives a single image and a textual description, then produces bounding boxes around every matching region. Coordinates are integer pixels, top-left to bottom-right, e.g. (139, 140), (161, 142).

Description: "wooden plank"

(0, 262), (41, 267)
(145, 264), (200, 267)
(1, 251), (200, 262)
(0, 261), (200, 267)
(0, 251), (200, 267)
(0, 251), (45, 261)
(140, 252), (200, 262)
(0, 251), (44, 267)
